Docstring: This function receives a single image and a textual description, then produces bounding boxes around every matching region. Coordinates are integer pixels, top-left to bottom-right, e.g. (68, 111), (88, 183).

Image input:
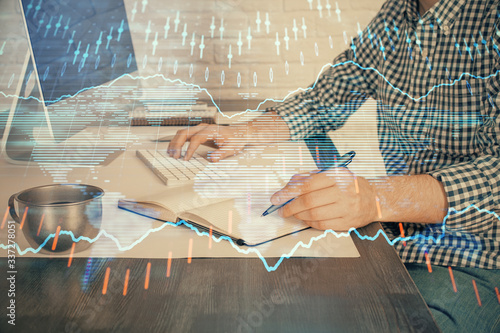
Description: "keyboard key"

(136, 149), (208, 186)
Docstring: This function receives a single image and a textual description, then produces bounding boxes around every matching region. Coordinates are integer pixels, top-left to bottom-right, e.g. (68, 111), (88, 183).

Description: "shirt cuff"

(428, 161), (498, 233)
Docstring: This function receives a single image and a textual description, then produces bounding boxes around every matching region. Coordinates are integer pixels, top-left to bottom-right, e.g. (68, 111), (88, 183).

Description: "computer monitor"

(1, 0), (137, 162)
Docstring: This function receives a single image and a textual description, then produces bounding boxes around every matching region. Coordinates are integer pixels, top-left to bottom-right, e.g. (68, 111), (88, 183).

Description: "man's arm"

(271, 168), (448, 231)
(169, 1), (392, 160)
(270, 18), (384, 141)
(168, 111), (290, 161)
(371, 174), (448, 224)
(275, 14), (500, 231)
(422, 16), (500, 233)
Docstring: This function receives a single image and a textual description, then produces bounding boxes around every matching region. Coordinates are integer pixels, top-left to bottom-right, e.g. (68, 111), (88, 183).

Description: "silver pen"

(261, 151), (356, 217)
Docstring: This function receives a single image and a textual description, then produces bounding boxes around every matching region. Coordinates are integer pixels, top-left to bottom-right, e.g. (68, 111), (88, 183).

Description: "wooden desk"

(0, 126), (439, 332)
(0, 0), (439, 329)
(0, 221), (438, 332)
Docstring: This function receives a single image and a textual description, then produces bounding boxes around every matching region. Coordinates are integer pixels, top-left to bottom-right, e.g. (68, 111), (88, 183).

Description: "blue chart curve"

(1, 60), (498, 119)
(1, 61), (499, 271)
(1, 204), (498, 272)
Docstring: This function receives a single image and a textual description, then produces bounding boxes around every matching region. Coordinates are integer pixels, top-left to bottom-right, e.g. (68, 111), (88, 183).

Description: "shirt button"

(442, 25), (450, 35)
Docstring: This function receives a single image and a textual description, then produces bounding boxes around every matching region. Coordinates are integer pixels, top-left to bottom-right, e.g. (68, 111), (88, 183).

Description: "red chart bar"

(144, 262), (151, 290)
(123, 269), (130, 296)
(102, 267), (111, 295)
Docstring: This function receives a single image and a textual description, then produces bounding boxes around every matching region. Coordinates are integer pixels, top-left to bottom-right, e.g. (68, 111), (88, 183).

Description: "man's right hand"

(167, 111), (291, 162)
(167, 123), (251, 162)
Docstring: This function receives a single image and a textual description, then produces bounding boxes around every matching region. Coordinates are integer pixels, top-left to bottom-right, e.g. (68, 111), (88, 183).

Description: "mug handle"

(8, 194), (20, 223)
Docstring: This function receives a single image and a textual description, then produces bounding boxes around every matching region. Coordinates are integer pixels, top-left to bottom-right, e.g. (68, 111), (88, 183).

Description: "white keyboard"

(136, 149), (210, 185)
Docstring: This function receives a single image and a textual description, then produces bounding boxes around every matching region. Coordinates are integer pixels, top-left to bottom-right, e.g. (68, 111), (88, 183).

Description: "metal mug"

(8, 184), (104, 254)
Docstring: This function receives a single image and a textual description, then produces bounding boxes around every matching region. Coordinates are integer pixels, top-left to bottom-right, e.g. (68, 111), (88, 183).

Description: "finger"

(184, 130), (214, 160)
(303, 218), (347, 231)
(280, 187), (340, 218)
(167, 129), (187, 157)
(208, 143), (245, 162)
(287, 203), (341, 222)
(168, 124), (208, 159)
(271, 172), (337, 205)
(270, 173), (314, 205)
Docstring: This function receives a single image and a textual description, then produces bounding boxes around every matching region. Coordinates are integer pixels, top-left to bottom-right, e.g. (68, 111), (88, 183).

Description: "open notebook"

(118, 185), (310, 246)
(118, 142), (334, 246)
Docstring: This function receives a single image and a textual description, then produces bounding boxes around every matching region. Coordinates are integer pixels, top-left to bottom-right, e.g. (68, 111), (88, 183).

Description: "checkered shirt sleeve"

(268, 0), (500, 269)
(270, 2), (390, 141)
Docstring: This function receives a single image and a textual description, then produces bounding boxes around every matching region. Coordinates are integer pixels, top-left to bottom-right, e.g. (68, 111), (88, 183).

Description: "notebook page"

(175, 142), (321, 244)
(179, 195), (309, 245)
(120, 184), (229, 219)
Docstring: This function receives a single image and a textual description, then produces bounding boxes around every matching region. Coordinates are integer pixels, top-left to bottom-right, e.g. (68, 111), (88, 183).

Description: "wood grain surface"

(0, 222), (439, 333)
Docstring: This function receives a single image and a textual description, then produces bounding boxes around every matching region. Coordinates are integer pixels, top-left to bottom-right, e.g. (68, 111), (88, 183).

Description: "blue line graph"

(1, 204), (498, 272)
(1, 53), (498, 271)
(1, 60), (498, 119)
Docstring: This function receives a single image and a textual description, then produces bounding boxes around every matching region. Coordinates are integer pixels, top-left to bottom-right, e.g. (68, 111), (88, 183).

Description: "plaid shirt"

(272, 0), (500, 269)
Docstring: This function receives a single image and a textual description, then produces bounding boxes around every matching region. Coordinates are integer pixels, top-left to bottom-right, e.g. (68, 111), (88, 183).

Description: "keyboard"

(136, 149), (209, 185)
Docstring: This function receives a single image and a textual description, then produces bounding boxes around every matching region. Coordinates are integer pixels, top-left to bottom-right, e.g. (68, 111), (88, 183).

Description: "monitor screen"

(3, 0), (138, 162)
(21, 0), (137, 106)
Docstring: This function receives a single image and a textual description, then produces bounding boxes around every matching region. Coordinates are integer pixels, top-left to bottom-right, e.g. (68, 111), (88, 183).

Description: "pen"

(261, 151), (356, 217)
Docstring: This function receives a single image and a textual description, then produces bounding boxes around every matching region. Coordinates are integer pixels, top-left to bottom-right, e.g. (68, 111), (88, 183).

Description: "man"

(169, 0), (499, 331)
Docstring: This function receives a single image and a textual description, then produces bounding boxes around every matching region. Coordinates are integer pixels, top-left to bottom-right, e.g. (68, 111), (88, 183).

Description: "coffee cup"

(8, 184), (104, 254)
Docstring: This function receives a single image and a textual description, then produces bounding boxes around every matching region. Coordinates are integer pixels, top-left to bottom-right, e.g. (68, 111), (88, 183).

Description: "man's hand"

(168, 111), (291, 161)
(271, 168), (379, 230)
(168, 123), (249, 162)
(272, 168), (449, 230)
